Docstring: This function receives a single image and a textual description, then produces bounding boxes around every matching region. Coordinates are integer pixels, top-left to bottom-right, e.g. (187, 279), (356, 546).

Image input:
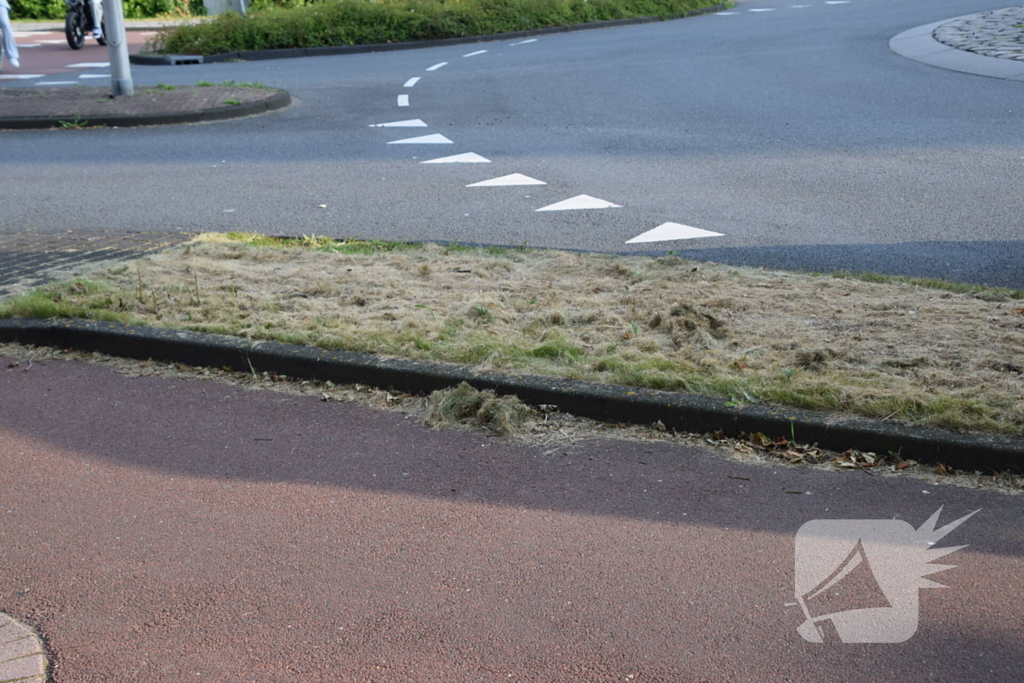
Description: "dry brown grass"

(2, 233), (1022, 435)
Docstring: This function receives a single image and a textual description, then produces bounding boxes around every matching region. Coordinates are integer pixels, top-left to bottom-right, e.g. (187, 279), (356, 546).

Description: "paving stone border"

(933, 6), (1024, 61)
(0, 613), (47, 683)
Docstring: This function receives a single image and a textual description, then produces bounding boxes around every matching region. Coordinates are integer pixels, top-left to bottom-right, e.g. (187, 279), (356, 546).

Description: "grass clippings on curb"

(148, 0), (726, 56)
(2, 232), (1023, 436)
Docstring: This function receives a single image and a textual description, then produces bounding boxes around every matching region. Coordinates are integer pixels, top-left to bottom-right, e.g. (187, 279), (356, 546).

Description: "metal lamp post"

(104, 0), (133, 97)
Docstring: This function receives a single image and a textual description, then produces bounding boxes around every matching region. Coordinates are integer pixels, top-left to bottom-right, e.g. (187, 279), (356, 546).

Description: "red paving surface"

(2, 28), (152, 81)
(0, 356), (1022, 682)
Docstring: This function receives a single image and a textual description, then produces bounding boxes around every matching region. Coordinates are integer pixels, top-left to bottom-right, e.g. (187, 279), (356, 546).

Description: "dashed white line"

(0, 74), (43, 80)
(749, 8), (776, 12)
(467, 174), (546, 187)
(35, 80), (78, 85)
(510, 38), (538, 45)
(790, 4), (811, 7)
(536, 195), (621, 211)
(825, 1), (851, 4)
(388, 133), (453, 144)
(715, 11), (739, 15)
(404, 77), (421, 87)
(397, 94), (409, 107)
(17, 44), (41, 48)
(463, 50), (487, 57)
(426, 62), (448, 71)
(625, 223), (724, 244)
(369, 119), (428, 128)
(66, 62), (109, 68)
(421, 152), (490, 164)
(78, 74), (110, 79)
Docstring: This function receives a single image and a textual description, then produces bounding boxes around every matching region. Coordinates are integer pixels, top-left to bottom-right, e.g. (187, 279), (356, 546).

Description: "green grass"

(217, 232), (422, 254)
(820, 270), (1024, 300)
(149, 0), (728, 56)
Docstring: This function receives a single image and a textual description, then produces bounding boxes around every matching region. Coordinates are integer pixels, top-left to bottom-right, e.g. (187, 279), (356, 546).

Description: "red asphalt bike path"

(0, 355), (1021, 682)
(1, 28), (152, 81)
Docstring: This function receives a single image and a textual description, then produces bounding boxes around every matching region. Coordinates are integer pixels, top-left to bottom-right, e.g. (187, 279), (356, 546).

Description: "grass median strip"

(2, 231), (1022, 435)
(148, 0), (728, 56)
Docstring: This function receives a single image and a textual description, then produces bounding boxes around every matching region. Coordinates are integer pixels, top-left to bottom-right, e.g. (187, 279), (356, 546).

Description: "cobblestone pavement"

(0, 612), (47, 683)
(933, 6), (1024, 61)
(0, 232), (191, 299)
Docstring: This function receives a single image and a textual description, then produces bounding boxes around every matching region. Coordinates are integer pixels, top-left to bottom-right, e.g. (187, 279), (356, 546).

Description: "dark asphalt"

(1, 355), (1021, 682)
(1, 0), (1022, 287)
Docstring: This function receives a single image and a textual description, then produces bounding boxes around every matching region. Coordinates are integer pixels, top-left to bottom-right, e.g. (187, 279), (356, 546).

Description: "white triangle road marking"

(421, 152), (491, 164)
(369, 119), (428, 128)
(536, 195), (621, 211)
(426, 62), (448, 71)
(388, 133), (453, 144)
(625, 222), (724, 244)
(397, 94), (409, 107)
(404, 77), (420, 87)
(467, 173), (546, 187)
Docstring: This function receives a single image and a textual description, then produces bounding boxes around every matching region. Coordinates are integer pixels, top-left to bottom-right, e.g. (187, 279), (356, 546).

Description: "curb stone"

(0, 613), (47, 683)
(131, 3), (731, 65)
(1, 317), (1021, 473)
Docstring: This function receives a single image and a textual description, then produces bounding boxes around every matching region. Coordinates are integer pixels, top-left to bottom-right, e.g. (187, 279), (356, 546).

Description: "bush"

(149, 0), (721, 55)
(9, 0), (197, 19)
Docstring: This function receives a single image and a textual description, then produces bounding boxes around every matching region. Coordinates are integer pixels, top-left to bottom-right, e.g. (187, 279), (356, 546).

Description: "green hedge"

(150, 0), (723, 56)
(10, 0), (199, 21)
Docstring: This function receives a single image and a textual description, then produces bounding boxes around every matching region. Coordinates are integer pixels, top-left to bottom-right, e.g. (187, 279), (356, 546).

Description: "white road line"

(790, 4), (812, 7)
(421, 152), (490, 164)
(463, 50), (487, 57)
(749, 8), (776, 12)
(625, 223), (724, 244)
(536, 195), (621, 211)
(397, 94), (409, 107)
(388, 133), (454, 144)
(825, 1), (851, 4)
(467, 174), (546, 187)
(369, 119), (428, 127)
(426, 62), (448, 71)
(404, 77), (420, 87)
(78, 74), (110, 79)
(35, 81), (79, 85)
(0, 74), (44, 80)
(715, 11), (739, 15)
(66, 62), (110, 68)
(510, 38), (537, 45)
(17, 44), (41, 48)
(38, 39), (67, 44)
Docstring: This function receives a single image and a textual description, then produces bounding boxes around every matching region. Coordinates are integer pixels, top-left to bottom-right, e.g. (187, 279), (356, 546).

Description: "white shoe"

(9, 57), (18, 69)
(93, 28), (102, 40)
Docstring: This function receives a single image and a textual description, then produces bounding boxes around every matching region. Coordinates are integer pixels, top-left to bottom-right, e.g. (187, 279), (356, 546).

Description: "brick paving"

(0, 231), (191, 299)
(933, 6), (1024, 61)
(0, 86), (283, 122)
(0, 613), (46, 683)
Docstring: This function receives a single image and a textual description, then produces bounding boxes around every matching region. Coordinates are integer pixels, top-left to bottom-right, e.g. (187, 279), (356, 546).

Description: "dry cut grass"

(2, 232), (1022, 435)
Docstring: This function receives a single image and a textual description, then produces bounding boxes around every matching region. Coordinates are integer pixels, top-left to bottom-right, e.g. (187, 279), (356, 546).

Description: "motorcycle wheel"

(65, 11), (85, 50)
(97, 21), (107, 46)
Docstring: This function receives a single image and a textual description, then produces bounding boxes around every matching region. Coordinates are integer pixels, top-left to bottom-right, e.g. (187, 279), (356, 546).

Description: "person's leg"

(0, 6), (20, 68)
(89, 0), (103, 39)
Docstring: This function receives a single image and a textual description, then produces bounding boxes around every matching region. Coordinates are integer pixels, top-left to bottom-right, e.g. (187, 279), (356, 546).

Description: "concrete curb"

(889, 16), (1024, 81)
(1, 317), (1021, 473)
(0, 612), (47, 683)
(0, 89), (291, 130)
(131, 3), (730, 65)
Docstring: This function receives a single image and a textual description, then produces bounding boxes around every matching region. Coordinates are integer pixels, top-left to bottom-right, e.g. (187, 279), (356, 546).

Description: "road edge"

(1, 317), (1020, 472)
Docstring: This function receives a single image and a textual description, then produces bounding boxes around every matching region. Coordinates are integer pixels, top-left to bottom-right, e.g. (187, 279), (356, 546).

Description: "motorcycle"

(64, 0), (106, 50)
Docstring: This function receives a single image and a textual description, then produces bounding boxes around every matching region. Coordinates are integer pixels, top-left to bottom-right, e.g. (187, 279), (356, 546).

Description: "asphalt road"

(2, 355), (1022, 682)
(1, 0), (1022, 288)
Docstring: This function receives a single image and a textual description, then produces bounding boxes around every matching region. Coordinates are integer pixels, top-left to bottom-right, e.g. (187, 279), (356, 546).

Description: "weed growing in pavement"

(57, 115), (88, 129)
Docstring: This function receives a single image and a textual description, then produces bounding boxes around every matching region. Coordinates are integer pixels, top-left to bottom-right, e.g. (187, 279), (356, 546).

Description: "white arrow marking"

(422, 152), (491, 164)
(397, 94), (409, 107)
(536, 195), (622, 211)
(426, 62), (448, 71)
(388, 133), (454, 144)
(67, 62), (110, 68)
(369, 119), (428, 128)
(404, 77), (420, 87)
(510, 38), (538, 45)
(463, 50), (487, 57)
(625, 223), (724, 244)
(467, 173), (546, 187)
